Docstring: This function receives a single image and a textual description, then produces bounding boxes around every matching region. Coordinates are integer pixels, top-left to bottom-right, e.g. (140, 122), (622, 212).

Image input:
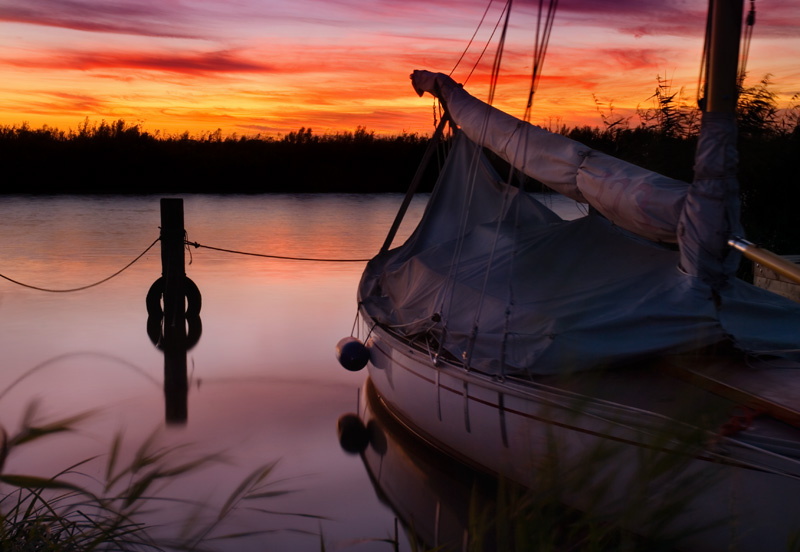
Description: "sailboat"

(337, 0), (800, 549)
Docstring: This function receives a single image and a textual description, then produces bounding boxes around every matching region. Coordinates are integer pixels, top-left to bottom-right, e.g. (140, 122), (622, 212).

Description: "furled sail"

(411, 70), (688, 244)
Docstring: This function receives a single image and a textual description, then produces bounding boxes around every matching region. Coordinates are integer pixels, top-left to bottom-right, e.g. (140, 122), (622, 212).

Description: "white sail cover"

(679, 111), (744, 288)
(359, 131), (800, 375)
(410, 70), (688, 244)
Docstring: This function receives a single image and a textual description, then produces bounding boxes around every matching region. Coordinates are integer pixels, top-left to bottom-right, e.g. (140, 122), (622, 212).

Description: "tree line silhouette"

(0, 121), (435, 195)
(1, 75), (797, 252)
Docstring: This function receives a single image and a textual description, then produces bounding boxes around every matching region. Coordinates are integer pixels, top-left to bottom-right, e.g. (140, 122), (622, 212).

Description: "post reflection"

(146, 288), (202, 425)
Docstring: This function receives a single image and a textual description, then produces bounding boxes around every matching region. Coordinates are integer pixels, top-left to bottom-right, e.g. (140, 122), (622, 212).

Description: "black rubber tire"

(146, 276), (202, 317)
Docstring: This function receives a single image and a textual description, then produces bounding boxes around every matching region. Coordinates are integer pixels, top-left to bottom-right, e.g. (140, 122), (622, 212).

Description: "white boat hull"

(358, 309), (800, 551)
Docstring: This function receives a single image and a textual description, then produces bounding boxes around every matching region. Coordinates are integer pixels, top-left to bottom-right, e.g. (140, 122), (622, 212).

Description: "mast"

(705, 0), (744, 114)
(715, 0), (800, 285)
(676, 0), (744, 290)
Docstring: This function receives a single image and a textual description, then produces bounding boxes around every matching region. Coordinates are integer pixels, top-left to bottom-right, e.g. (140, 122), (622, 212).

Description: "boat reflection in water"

(339, 366), (800, 551)
(336, 379), (686, 552)
(339, 379), (493, 551)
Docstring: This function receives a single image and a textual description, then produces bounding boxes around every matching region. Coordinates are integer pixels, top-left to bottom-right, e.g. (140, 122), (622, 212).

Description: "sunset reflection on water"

(0, 194), (431, 550)
(0, 192), (583, 550)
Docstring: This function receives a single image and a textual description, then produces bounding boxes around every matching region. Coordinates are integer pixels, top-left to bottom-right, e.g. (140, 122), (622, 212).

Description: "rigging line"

(450, 0), (496, 77)
(185, 230), (194, 265)
(464, 0), (510, 87)
(381, 113), (449, 253)
(351, 309), (360, 338)
(436, 135), (489, 365)
(0, 237), (160, 293)
(487, 0), (513, 106)
(524, 0), (545, 120)
(506, 0), (559, 360)
(499, 123), (531, 376)
(696, 0), (714, 107)
(438, 138), (483, 321)
(471, 0), (558, 365)
(467, 157), (515, 369)
(739, 0), (755, 84)
(524, 0), (558, 121)
(448, 0), (512, 365)
(185, 241), (372, 262)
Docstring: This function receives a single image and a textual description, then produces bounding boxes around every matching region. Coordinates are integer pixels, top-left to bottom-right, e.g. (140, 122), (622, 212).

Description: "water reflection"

(145, 312), (202, 425)
(145, 277), (203, 425)
(339, 379), (499, 551)
(338, 377), (677, 551)
(0, 194), (542, 549)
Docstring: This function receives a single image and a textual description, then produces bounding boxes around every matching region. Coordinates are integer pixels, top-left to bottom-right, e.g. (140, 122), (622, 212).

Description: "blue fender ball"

(336, 337), (370, 371)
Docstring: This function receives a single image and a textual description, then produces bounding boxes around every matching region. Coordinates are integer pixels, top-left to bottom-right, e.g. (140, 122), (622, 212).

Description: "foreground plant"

(0, 402), (322, 551)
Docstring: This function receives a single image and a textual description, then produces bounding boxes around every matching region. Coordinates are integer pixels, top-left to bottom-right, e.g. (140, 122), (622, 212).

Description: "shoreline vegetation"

(1, 76), (798, 253)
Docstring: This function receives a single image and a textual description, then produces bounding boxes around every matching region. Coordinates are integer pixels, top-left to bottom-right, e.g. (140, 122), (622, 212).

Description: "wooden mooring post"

(160, 198), (189, 424)
(160, 198), (186, 337)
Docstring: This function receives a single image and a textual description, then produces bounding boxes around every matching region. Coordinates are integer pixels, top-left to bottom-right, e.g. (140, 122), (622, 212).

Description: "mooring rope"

(0, 235), (371, 294)
(185, 240), (372, 262)
(0, 237), (160, 293)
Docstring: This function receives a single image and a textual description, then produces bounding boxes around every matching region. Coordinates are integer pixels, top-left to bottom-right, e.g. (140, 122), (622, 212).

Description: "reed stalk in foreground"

(0, 401), (325, 551)
(359, 385), (731, 552)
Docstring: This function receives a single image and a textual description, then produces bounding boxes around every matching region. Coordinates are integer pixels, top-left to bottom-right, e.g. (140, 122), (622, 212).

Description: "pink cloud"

(4, 49), (278, 76)
(0, 0), (202, 39)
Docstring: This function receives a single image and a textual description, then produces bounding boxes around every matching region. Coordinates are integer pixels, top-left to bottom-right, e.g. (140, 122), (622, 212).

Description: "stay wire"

(450, 0), (495, 78)
(739, 0), (756, 84)
(463, 1), (511, 87)
(185, 240), (372, 262)
(500, 0), (558, 371)
(524, 0), (558, 121)
(487, 0), (513, 106)
(0, 237), (160, 293)
(466, 0), (558, 369)
(696, 0), (713, 107)
(459, 0), (513, 367)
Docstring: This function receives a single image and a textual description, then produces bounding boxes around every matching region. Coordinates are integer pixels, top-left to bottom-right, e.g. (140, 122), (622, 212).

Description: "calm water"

(0, 193), (584, 550)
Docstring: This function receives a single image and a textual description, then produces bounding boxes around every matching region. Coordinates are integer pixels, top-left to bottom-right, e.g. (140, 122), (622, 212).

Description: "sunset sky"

(1, 0), (798, 138)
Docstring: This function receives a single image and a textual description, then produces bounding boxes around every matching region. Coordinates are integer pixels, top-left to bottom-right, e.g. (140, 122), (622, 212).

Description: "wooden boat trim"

(662, 356), (800, 429)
